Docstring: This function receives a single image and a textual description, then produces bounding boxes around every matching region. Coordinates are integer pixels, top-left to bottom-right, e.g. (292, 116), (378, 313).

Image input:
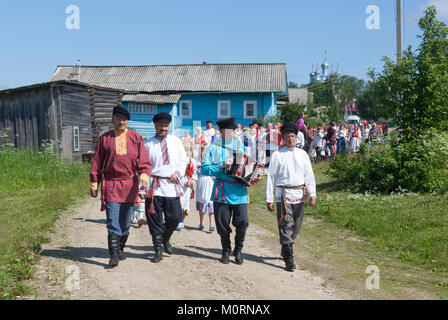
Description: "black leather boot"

(281, 244), (288, 259)
(233, 229), (246, 265)
(162, 228), (175, 254)
(108, 234), (121, 267)
(283, 244), (296, 272)
(119, 234), (129, 260)
(151, 234), (164, 263)
(219, 235), (231, 264)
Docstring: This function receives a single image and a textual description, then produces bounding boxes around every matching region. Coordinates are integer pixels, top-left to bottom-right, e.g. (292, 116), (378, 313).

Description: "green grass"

(0, 149), (90, 299)
(248, 162), (448, 299)
(308, 162), (448, 274)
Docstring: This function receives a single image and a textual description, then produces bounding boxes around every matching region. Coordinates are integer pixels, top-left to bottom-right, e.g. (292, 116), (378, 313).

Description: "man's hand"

(90, 188), (98, 198)
(309, 196), (316, 206)
(185, 178), (193, 187)
(169, 173), (179, 183)
(252, 175), (262, 184)
(267, 202), (275, 212)
(222, 157), (233, 169)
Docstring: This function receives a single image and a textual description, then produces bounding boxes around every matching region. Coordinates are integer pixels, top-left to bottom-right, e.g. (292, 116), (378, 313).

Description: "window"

(179, 100), (192, 118)
(244, 101), (257, 119)
(217, 100), (231, 118)
(73, 126), (80, 152)
(128, 103), (157, 114)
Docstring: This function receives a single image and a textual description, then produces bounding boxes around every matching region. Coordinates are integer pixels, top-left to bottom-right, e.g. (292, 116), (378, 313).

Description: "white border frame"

(217, 100), (231, 119)
(243, 100), (257, 119)
(179, 100), (192, 119)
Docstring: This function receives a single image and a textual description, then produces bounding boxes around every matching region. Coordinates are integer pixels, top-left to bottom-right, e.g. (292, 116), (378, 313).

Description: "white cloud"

(427, 0), (448, 20)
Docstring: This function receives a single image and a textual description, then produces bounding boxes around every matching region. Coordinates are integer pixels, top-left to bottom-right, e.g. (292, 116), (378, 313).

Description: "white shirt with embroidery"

(144, 135), (187, 197)
(266, 147), (316, 204)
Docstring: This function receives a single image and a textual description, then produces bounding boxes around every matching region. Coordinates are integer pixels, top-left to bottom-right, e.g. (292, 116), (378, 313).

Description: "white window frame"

(179, 100), (192, 119)
(73, 126), (80, 152)
(243, 100), (257, 119)
(217, 100), (231, 118)
(128, 103), (157, 114)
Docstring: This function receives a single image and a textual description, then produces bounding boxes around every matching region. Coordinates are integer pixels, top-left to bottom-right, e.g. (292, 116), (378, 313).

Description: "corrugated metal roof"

(50, 64), (287, 93)
(122, 94), (181, 104)
(0, 80), (123, 95)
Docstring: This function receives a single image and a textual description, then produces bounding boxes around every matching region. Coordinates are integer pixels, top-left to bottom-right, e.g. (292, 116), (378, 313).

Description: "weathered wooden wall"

(90, 87), (123, 147)
(0, 81), (123, 161)
(0, 85), (57, 152)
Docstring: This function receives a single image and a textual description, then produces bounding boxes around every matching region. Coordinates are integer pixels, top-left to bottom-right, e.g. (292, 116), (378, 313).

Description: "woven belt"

(213, 178), (239, 202)
(277, 184), (306, 226)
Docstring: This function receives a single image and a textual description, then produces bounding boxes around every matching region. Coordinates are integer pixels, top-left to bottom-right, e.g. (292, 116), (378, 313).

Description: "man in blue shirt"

(202, 118), (261, 264)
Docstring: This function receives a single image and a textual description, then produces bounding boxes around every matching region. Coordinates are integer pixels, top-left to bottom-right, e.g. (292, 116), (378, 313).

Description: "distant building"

(276, 87), (309, 114)
(309, 52), (339, 84)
(51, 63), (288, 138)
(309, 60), (330, 84)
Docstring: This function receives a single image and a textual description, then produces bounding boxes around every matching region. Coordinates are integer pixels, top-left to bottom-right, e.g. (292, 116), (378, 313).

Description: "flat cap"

(216, 117), (237, 130)
(153, 112), (172, 124)
(113, 106), (130, 120)
(280, 123), (298, 135)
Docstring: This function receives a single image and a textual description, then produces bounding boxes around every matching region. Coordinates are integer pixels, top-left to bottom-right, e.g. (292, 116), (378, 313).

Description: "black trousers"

(145, 196), (182, 236)
(213, 201), (249, 237)
(265, 149), (271, 167)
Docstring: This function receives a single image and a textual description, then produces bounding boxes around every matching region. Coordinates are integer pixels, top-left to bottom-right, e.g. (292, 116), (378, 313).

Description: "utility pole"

(396, 0), (403, 65)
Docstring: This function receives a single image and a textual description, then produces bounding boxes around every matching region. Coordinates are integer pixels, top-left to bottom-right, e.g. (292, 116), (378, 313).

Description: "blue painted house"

(51, 63), (287, 139)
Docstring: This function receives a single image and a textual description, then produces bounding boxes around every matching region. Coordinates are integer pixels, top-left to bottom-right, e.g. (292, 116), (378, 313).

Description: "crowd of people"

(170, 115), (388, 238)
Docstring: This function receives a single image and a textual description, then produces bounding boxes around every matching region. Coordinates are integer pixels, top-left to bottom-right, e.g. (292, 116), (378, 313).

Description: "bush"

(326, 130), (448, 193)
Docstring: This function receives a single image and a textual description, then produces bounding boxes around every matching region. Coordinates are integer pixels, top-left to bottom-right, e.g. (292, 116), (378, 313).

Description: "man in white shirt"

(144, 112), (187, 263)
(266, 123), (316, 272)
(296, 129), (305, 149)
(313, 125), (325, 161)
(204, 120), (216, 145)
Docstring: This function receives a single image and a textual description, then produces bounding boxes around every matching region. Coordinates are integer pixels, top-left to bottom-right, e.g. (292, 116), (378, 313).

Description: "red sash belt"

(100, 174), (136, 211)
(213, 178), (239, 202)
(145, 176), (169, 214)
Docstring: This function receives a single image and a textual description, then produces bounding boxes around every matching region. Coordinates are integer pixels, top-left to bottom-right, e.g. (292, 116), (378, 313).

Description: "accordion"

(224, 151), (263, 187)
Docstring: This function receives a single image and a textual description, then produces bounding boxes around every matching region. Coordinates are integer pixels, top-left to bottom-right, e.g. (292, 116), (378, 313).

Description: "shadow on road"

(186, 245), (285, 271)
(40, 246), (152, 270)
(72, 217), (107, 225)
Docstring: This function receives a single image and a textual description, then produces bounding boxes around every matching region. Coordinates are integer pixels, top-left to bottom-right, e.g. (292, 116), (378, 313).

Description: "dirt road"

(29, 197), (351, 300)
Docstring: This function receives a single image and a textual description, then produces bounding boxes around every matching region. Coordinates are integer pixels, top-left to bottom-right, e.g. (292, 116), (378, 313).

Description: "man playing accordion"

(201, 117), (261, 265)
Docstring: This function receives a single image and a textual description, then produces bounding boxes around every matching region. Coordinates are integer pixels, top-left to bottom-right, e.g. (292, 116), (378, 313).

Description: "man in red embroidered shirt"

(90, 106), (152, 267)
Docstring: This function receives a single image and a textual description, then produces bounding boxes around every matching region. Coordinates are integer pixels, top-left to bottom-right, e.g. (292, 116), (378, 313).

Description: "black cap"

(216, 117), (237, 130)
(206, 120), (213, 124)
(153, 112), (172, 124)
(280, 123), (298, 135)
(113, 106), (130, 120)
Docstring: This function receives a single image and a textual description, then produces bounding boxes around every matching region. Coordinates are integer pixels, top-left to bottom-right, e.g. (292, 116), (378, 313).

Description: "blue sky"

(0, 0), (447, 89)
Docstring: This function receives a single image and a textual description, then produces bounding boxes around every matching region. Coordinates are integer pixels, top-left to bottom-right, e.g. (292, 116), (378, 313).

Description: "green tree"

(373, 6), (448, 141)
(288, 81), (299, 88)
(279, 103), (306, 124)
(357, 69), (387, 120)
(305, 73), (364, 124)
